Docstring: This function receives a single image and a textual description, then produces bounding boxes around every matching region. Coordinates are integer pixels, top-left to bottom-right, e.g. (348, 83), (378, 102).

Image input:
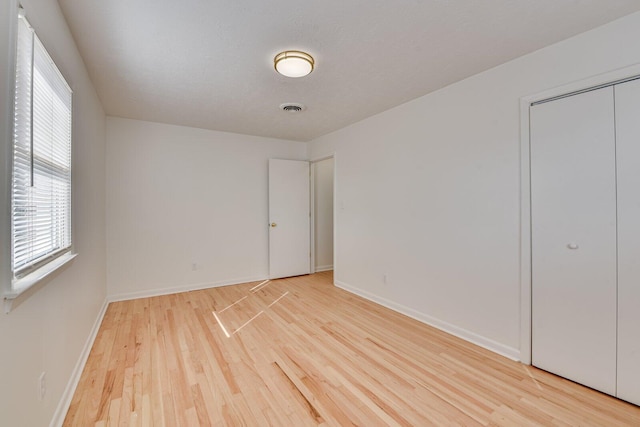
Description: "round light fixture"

(274, 51), (314, 78)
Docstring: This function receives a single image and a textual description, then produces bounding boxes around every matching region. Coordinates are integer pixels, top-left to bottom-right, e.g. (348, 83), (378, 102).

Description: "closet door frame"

(518, 63), (640, 365)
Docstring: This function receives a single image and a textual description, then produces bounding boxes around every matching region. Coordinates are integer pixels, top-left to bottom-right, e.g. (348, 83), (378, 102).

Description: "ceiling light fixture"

(274, 50), (314, 78)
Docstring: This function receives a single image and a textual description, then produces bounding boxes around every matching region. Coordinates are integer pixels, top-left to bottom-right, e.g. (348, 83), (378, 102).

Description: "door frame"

(519, 64), (640, 365)
(309, 154), (336, 275)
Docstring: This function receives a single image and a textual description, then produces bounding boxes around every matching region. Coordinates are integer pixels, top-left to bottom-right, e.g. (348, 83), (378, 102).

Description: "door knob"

(270, 222), (277, 227)
(567, 243), (579, 250)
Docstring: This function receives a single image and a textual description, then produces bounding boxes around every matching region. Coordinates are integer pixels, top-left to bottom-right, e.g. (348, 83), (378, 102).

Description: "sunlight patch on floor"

(212, 280), (289, 337)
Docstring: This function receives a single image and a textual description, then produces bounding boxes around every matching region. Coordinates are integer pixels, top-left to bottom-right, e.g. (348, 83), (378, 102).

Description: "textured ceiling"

(57, 0), (640, 142)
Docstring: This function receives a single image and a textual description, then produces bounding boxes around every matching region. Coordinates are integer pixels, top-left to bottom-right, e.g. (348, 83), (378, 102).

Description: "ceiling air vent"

(280, 103), (306, 113)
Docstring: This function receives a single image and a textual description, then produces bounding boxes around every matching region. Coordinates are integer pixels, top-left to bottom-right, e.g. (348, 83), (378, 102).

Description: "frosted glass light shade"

(274, 51), (314, 78)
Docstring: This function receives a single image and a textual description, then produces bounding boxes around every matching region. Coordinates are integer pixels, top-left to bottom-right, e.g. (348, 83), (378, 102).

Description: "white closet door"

(614, 79), (640, 406)
(530, 87), (617, 395)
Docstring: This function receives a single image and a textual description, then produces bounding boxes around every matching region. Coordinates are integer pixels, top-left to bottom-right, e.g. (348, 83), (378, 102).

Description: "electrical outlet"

(38, 372), (46, 401)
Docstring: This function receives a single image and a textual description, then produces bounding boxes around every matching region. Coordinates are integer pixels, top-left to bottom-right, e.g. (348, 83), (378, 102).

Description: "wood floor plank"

(64, 271), (640, 426)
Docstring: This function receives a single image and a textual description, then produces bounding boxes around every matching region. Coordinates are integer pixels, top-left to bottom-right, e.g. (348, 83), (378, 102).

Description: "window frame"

(6, 9), (76, 301)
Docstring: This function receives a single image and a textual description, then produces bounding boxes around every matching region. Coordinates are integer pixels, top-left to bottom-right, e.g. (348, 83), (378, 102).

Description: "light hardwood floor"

(64, 271), (640, 426)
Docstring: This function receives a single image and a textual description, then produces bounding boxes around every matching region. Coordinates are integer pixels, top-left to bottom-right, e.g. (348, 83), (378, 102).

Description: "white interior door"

(530, 87), (617, 395)
(614, 79), (640, 406)
(269, 159), (310, 279)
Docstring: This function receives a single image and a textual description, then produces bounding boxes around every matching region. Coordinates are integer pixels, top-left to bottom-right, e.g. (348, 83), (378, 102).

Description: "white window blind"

(11, 15), (72, 280)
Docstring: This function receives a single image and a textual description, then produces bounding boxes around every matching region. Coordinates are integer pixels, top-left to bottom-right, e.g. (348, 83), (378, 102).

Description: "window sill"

(3, 252), (77, 313)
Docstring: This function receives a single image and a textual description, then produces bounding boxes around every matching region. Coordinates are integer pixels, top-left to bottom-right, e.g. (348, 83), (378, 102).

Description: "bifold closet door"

(615, 79), (640, 406)
(530, 87), (617, 396)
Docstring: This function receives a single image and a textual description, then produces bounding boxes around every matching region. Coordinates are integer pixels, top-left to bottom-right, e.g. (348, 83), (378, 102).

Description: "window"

(11, 12), (73, 287)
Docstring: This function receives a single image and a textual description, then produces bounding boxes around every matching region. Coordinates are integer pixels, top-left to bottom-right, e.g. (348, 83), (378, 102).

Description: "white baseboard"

(314, 265), (334, 272)
(107, 275), (268, 302)
(334, 280), (521, 362)
(50, 299), (109, 427)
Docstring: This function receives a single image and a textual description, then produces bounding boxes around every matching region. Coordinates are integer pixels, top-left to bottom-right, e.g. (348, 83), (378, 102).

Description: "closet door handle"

(567, 243), (579, 250)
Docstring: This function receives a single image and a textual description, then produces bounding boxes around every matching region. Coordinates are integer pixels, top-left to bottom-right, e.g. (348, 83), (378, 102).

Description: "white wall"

(106, 118), (307, 299)
(314, 158), (334, 271)
(309, 11), (640, 360)
(0, 1), (106, 426)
